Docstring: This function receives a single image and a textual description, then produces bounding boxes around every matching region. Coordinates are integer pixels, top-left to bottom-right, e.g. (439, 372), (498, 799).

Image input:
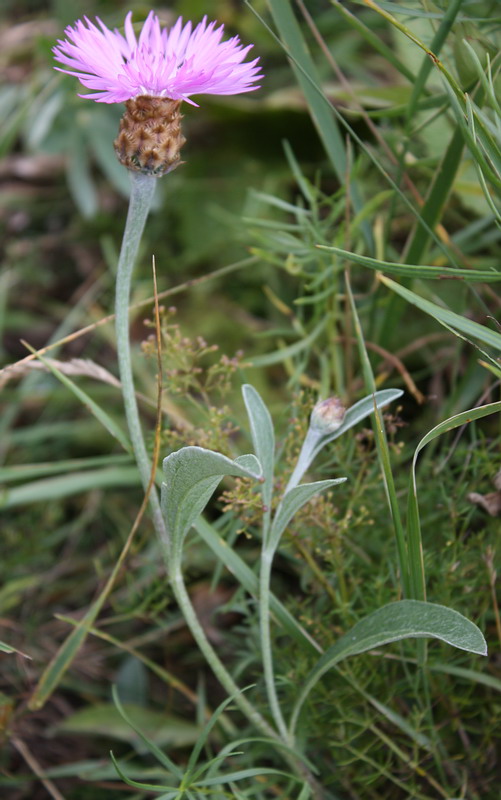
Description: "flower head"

(310, 397), (346, 434)
(53, 11), (263, 106)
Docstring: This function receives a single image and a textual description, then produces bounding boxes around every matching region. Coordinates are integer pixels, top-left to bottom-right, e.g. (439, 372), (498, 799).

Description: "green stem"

(285, 427), (323, 493)
(115, 171), (170, 554)
(260, 548), (290, 742)
(170, 561), (324, 796)
(170, 563), (276, 737)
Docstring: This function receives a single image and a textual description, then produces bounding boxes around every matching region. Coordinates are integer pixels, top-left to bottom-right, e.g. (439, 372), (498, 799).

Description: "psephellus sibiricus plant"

(53, 10), (262, 547)
(51, 11), (488, 799)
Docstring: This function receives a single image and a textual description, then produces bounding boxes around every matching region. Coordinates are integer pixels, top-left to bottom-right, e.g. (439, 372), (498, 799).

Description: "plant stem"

(285, 427), (323, 493)
(259, 547), (290, 742)
(170, 563), (276, 737)
(115, 171), (170, 554)
(170, 563), (324, 797)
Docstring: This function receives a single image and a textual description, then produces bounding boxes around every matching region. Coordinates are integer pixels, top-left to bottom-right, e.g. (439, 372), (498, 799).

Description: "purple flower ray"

(53, 11), (263, 105)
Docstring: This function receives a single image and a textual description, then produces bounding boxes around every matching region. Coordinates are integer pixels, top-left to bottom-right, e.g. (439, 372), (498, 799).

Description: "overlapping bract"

(53, 11), (262, 105)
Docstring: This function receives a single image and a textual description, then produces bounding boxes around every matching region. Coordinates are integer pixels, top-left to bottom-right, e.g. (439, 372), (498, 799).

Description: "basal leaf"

(290, 600), (487, 734)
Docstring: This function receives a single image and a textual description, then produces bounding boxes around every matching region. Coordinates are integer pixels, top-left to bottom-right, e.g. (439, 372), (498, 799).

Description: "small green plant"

(103, 382), (487, 798)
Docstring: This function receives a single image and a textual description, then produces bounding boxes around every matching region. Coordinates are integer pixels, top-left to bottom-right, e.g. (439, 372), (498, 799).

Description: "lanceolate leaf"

(270, 479), (346, 549)
(290, 600), (487, 735)
(161, 447), (262, 549)
(242, 384), (275, 508)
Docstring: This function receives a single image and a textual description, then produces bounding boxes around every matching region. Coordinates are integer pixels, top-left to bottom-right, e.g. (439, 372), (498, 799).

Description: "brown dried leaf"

(468, 490), (501, 517)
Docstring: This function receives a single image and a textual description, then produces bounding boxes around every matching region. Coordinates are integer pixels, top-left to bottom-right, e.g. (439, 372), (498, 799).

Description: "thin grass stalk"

(328, 0), (414, 83)
(344, 270), (410, 595)
(262, 0), (371, 250)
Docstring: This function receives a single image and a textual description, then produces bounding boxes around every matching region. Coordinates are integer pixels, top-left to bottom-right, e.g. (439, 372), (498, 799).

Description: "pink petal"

(53, 11), (263, 104)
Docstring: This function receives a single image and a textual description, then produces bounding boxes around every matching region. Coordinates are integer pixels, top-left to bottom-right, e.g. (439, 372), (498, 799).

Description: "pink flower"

(53, 11), (263, 106)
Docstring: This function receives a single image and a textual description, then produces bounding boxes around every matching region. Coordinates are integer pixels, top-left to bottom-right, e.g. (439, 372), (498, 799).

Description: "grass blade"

(403, 127), (465, 265)
(320, 246), (501, 282)
(264, 1), (345, 184)
(345, 274), (409, 594)
(22, 343), (131, 454)
(261, 0), (371, 248)
(407, 401), (501, 601)
(379, 275), (501, 352)
(1, 467), (140, 509)
(195, 517), (322, 656)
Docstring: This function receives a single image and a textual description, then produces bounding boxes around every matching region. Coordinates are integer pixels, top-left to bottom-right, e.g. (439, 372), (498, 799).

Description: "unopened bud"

(310, 396), (346, 433)
(114, 95), (186, 176)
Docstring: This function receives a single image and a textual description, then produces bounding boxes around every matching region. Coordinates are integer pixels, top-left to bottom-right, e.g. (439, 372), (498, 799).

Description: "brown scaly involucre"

(114, 95), (186, 176)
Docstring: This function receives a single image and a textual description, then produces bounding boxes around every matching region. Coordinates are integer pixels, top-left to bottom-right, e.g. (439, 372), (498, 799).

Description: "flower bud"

(114, 95), (186, 176)
(310, 396), (346, 433)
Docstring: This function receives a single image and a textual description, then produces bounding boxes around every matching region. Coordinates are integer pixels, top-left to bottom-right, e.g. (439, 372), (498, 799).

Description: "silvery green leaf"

(291, 600), (487, 734)
(242, 384), (275, 507)
(270, 479), (346, 550)
(162, 447), (261, 547)
(234, 453), (262, 473)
